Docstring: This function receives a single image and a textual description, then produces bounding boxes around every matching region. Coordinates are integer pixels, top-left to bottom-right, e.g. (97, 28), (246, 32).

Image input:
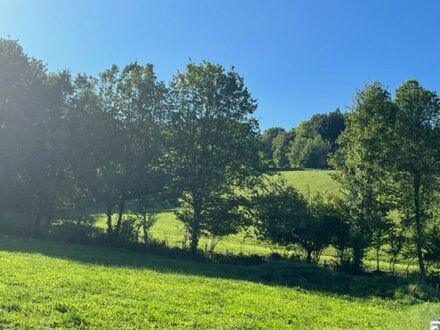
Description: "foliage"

(331, 82), (396, 273)
(261, 127), (286, 167)
(167, 61), (263, 253)
(287, 109), (345, 169)
(251, 180), (337, 263)
(272, 129), (295, 168)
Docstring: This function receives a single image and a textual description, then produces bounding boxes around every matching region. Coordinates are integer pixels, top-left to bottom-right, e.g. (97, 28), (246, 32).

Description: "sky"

(1, 0), (440, 130)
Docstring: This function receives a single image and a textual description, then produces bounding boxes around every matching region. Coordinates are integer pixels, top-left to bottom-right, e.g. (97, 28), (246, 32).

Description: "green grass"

(0, 235), (438, 329)
(279, 169), (339, 196)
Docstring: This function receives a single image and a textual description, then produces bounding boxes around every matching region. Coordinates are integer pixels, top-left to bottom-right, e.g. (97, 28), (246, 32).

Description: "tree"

(391, 80), (440, 281)
(65, 63), (168, 243)
(331, 82), (394, 273)
(272, 129), (294, 169)
(288, 110), (345, 169)
(301, 135), (331, 169)
(251, 180), (309, 251)
(102, 63), (168, 239)
(167, 61), (262, 253)
(0, 39), (72, 233)
(298, 193), (340, 263)
(251, 180), (334, 263)
(309, 109), (345, 150)
(261, 127), (286, 168)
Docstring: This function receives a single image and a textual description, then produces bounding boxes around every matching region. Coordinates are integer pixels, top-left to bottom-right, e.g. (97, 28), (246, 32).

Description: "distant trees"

(261, 127), (286, 167)
(261, 109), (345, 170)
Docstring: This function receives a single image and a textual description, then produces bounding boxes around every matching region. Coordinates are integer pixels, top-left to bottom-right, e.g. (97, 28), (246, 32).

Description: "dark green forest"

(2, 38), (440, 287)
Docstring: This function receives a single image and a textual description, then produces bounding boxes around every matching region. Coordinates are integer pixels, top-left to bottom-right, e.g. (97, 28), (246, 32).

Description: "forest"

(2, 37), (440, 292)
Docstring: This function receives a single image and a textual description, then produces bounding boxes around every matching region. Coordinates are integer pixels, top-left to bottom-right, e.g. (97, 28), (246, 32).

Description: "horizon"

(2, 0), (440, 130)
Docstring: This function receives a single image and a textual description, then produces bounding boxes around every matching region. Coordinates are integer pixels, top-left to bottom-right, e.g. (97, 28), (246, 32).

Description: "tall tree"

(391, 80), (440, 281)
(331, 82), (394, 272)
(66, 63), (168, 242)
(167, 61), (262, 253)
(0, 39), (72, 232)
(272, 129), (294, 169)
(261, 127), (285, 168)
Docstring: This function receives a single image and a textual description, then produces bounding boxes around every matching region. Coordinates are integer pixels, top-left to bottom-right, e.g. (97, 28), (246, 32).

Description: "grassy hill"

(0, 235), (437, 329)
(279, 169), (339, 195)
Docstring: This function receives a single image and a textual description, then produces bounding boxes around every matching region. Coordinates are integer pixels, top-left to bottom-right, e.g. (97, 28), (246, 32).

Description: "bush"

(48, 221), (102, 244)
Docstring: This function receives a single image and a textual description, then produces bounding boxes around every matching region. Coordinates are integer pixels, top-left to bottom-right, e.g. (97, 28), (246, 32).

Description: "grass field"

(0, 235), (438, 329)
(0, 170), (438, 328)
(278, 169), (339, 196)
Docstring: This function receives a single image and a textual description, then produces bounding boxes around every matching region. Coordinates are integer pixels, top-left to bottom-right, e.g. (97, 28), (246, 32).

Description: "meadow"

(1, 170), (438, 329)
(0, 235), (438, 329)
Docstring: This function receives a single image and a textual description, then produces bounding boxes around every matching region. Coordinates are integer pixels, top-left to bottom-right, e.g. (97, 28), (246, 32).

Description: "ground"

(0, 235), (437, 329)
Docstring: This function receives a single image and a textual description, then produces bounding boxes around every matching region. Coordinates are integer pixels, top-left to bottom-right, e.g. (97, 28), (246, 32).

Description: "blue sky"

(1, 0), (440, 130)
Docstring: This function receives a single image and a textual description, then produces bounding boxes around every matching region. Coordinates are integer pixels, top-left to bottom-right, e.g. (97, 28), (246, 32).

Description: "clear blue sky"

(1, 0), (440, 130)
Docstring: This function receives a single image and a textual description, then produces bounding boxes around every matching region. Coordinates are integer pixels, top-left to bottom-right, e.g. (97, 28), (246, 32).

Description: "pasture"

(0, 235), (437, 329)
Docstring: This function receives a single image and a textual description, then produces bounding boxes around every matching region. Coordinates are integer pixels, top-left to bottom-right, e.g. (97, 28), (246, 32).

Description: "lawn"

(0, 235), (437, 329)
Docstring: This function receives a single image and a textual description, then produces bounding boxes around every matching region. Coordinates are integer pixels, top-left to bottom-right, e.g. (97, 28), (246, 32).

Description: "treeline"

(261, 109), (345, 169)
(2, 39), (440, 283)
(0, 39), (263, 255)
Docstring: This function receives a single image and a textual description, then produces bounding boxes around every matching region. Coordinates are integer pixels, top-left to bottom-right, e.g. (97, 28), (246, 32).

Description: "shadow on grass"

(0, 234), (426, 301)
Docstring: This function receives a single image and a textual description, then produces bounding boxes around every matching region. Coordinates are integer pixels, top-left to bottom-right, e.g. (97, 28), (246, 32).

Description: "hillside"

(279, 169), (339, 195)
(0, 235), (436, 329)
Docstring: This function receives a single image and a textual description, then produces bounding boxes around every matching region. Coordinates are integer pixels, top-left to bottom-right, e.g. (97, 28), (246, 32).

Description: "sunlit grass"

(0, 235), (437, 329)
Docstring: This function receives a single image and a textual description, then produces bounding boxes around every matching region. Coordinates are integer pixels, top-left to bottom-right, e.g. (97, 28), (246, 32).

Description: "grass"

(0, 171), (437, 328)
(278, 169), (340, 196)
(0, 235), (438, 329)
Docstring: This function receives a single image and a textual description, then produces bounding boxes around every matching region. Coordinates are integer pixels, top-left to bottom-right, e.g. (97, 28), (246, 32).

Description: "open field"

(278, 169), (339, 196)
(0, 235), (437, 329)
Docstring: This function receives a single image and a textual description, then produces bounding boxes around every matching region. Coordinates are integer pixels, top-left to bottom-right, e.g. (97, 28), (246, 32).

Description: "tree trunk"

(413, 174), (426, 282)
(106, 204), (113, 242)
(115, 195), (126, 237)
(43, 198), (55, 231)
(376, 247), (380, 272)
(352, 245), (364, 274)
(306, 249), (312, 263)
(29, 198), (43, 238)
(189, 199), (202, 255)
(189, 227), (200, 254)
(141, 214), (149, 246)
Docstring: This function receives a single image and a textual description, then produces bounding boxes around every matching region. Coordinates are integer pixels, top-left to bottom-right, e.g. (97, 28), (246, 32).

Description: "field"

(1, 170), (438, 329)
(0, 235), (438, 329)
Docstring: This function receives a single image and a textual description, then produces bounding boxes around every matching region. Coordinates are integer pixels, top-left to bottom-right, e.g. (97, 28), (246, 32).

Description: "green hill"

(280, 169), (339, 195)
(0, 235), (436, 329)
